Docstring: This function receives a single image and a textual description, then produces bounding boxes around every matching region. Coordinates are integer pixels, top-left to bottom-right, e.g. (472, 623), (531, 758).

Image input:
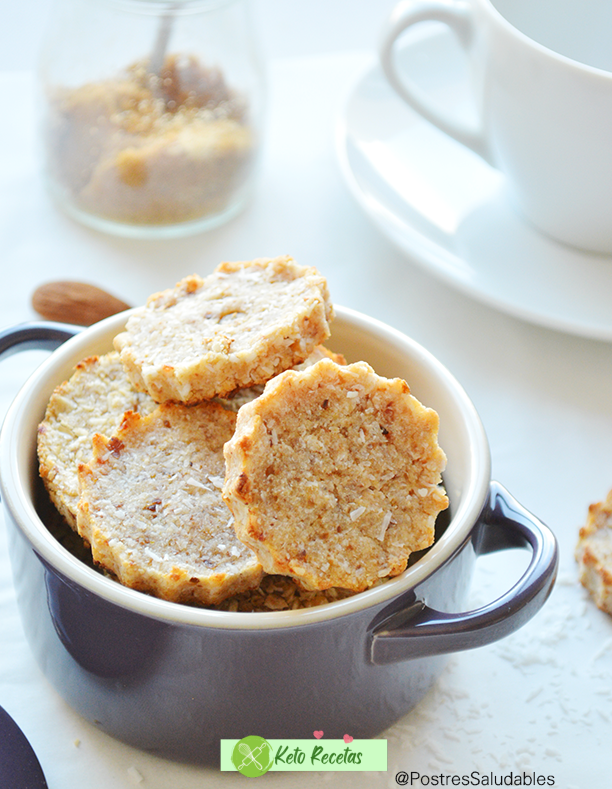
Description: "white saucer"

(337, 26), (612, 341)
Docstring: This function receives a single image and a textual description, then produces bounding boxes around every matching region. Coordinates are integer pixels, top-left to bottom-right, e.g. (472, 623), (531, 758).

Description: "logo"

(231, 735), (274, 777)
(221, 736), (387, 773)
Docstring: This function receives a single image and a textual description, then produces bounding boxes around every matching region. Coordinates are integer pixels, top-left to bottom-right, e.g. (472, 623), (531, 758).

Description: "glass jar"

(38, 0), (266, 238)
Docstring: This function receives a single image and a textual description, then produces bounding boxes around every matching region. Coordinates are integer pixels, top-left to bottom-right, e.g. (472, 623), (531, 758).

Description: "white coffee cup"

(380, 0), (612, 255)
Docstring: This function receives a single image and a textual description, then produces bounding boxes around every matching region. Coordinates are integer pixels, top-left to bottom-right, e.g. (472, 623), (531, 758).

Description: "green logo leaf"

(231, 735), (274, 777)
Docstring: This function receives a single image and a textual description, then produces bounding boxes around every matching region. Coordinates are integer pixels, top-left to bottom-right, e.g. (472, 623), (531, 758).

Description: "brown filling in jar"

(45, 54), (255, 226)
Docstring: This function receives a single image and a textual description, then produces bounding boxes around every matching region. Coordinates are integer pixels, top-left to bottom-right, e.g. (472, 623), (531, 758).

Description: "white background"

(1, 2), (611, 788)
(1, 0), (400, 68)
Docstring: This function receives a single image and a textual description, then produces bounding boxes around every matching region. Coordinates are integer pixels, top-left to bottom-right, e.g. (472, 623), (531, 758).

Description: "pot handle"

(0, 321), (80, 504)
(370, 481), (558, 665)
(0, 321), (80, 360)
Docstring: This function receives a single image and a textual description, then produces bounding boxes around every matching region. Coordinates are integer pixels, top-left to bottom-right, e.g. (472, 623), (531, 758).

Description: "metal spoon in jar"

(148, 1), (184, 94)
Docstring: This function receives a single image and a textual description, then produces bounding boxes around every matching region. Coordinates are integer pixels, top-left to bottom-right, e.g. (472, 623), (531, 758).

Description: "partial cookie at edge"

(576, 489), (612, 614)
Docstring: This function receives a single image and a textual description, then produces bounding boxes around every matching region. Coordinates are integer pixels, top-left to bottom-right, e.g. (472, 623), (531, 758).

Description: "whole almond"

(32, 281), (131, 326)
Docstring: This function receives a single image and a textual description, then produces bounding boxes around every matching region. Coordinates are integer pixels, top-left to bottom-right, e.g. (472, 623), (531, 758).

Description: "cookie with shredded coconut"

(291, 344), (345, 371)
(37, 351), (157, 530)
(113, 256), (334, 404)
(222, 358), (448, 592)
(213, 344), (346, 412)
(576, 489), (612, 614)
(77, 402), (263, 605)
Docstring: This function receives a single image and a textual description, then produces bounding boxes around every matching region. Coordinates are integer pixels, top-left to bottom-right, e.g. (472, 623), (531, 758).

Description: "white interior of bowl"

(0, 305), (491, 629)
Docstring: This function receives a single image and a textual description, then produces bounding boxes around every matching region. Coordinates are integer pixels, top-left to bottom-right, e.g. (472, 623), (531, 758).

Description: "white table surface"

(1, 3), (611, 788)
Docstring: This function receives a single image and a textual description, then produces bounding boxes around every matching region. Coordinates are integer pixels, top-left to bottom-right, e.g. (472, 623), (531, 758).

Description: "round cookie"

(113, 256), (334, 403)
(77, 401), (263, 605)
(222, 358), (448, 592)
(37, 351), (156, 529)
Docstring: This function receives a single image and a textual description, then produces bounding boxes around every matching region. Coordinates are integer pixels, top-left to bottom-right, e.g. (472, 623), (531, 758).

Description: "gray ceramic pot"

(0, 308), (557, 765)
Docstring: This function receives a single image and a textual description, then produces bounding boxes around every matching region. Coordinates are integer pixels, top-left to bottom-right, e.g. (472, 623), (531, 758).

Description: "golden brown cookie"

(113, 256), (334, 403)
(576, 490), (612, 614)
(77, 402), (262, 605)
(222, 358), (448, 592)
(37, 351), (156, 529)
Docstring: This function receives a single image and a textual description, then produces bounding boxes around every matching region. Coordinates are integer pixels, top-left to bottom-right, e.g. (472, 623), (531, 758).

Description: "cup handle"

(370, 481), (558, 665)
(0, 321), (81, 360)
(379, 0), (491, 162)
